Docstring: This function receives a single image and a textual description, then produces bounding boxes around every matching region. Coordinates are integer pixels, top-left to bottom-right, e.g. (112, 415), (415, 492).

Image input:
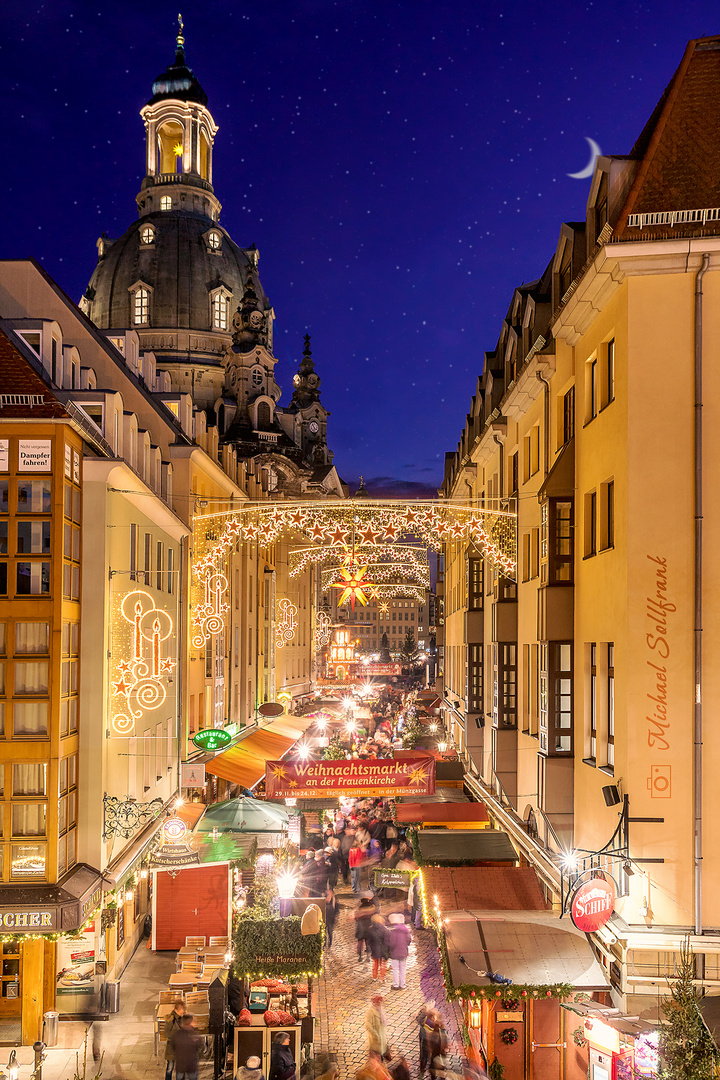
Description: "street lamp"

(277, 871), (298, 899)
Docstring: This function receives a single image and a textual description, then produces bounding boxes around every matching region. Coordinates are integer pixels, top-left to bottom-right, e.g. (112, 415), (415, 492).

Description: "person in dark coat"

(339, 827), (354, 885)
(367, 913), (388, 980)
(311, 850), (329, 895)
(353, 896), (374, 962)
(324, 842), (340, 889)
(269, 1032), (296, 1080)
(163, 1001), (186, 1080)
(325, 887), (338, 949)
(427, 1015), (448, 1080)
(169, 1015), (201, 1080)
(386, 1048), (411, 1080)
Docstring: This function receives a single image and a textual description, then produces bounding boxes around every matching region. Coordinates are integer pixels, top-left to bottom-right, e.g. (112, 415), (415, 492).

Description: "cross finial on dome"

(176, 13), (185, 62)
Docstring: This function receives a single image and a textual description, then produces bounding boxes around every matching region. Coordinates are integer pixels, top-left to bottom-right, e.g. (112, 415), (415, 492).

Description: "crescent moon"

(567, 137), (602, 180)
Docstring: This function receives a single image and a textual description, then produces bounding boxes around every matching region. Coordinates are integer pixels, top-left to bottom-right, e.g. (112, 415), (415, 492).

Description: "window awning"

(204, 720), (301, 788)
(396, 801), (488, 825)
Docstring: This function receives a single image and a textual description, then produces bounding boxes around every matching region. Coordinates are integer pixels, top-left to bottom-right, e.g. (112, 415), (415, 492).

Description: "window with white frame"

(160, 195), (172, 211)
(133, 288), (150, 326)
(212, 291), (230, 330)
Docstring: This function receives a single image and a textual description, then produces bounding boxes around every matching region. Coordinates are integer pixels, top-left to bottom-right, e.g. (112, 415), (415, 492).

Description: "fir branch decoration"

(233, 913), (323, 979)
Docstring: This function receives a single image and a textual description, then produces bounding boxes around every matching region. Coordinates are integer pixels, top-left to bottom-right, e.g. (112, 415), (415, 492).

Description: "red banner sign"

(265, 755), (436, 799)
(570, 878), (615, 933)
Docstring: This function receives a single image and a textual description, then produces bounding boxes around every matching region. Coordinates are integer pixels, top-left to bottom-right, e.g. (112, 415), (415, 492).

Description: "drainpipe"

(694, 252), (710, 939)
(536, 369), (551, 478)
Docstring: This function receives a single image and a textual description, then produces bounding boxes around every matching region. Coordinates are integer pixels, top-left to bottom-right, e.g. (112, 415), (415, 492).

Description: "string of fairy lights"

(191, 498), (516, 648)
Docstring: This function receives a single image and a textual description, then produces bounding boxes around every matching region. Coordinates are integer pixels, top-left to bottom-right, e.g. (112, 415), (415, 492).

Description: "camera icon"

(647, 764), (671, 798)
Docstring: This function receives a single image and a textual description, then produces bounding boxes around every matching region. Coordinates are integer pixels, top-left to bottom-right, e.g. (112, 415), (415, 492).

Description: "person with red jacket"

(349, 839), (366, 894)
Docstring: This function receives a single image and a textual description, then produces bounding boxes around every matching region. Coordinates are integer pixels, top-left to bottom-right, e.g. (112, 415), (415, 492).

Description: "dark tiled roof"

(616, 37), (720, 238)
(0, 328), (67, 419)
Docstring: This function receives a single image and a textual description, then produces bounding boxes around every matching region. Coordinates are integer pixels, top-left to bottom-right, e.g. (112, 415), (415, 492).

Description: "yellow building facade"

(441, 36), (720, 1009)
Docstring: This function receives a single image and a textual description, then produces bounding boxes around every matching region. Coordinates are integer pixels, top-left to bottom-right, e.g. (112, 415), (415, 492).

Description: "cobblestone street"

(315, 882), (464, 1077)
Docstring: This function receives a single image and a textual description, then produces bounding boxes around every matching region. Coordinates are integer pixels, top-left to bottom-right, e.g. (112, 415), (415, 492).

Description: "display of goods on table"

(237, 1010), (252, 1026)
(264, 1009), (297, 1026)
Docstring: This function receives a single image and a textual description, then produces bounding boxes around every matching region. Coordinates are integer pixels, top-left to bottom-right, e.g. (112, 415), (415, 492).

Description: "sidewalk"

(12, 944), (184, 1080)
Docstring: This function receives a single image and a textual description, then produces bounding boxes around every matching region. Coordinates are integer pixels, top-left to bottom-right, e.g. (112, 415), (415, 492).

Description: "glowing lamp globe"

(277, 871), (298, 899)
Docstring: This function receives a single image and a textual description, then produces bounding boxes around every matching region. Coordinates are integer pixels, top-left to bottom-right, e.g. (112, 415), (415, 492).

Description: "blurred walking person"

(387, 913), (412, 990)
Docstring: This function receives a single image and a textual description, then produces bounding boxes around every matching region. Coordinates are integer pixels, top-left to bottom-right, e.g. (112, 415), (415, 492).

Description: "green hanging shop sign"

(192, 728), (232, 751)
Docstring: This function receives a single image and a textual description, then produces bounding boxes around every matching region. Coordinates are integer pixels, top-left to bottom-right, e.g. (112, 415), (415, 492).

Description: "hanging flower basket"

(500, 1027), (519, 1045)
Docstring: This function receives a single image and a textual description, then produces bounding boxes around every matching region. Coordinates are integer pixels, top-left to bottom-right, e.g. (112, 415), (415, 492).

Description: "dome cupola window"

(251, 367), (263, 389)
(210, 288), (231, 331)
(140, 225), (155, 246)
(160, 195), (172, 211)
(206, 231), (222, 252)
(130, 283), (152, 326)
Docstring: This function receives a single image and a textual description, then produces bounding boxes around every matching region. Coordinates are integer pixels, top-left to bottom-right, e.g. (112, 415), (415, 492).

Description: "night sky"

(2, 1), (717, 495)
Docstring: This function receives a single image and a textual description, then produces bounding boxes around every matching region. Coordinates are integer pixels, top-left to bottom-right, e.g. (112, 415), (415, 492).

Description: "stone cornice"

(553, 238), (720, 346)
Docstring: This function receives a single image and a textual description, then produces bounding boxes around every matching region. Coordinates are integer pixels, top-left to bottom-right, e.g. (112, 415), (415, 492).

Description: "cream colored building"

(441, 35), (720, 1010)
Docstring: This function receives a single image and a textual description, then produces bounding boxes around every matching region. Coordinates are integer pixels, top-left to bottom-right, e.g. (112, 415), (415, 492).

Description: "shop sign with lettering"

(18, 440), (52, 472)
(265, 755), (436, 799)
(0, 909), (56, 931)
(373, 868), (412, 889)
(570, 878), (615, 933)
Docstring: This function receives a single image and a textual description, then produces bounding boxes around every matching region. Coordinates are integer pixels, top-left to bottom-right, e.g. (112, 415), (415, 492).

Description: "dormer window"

(160, 195), (172, 212)
(207, 231), (222, 252)
(251, 368), (263, 389)
(212, 292), (229, 330)
(140, 225), (155, 246)
(130, 284), (152, 326)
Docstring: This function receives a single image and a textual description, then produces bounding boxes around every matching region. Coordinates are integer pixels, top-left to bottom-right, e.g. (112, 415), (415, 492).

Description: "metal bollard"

(32, 1041), (45, 1080)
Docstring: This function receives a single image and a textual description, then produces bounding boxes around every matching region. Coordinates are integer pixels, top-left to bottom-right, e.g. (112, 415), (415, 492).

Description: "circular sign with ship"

(570, 877), (616, 933)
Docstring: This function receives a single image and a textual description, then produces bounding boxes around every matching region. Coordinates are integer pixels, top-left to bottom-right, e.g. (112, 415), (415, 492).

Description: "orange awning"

(241, 729), (295, 758)
(205, 745), (268, 787)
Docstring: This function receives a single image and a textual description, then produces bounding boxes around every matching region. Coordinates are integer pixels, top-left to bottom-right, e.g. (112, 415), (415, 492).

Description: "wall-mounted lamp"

(602, 784), (621, 807)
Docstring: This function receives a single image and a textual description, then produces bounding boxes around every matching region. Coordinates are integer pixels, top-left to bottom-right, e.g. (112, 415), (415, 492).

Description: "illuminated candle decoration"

(111, 590), (175, 737)
(276, 599), (298, 648)
(191, 565), (229, 650)
(314, 610), (332, 650)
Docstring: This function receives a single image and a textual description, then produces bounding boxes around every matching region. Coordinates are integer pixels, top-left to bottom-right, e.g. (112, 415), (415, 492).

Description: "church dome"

(148, 47), (208, 108)
(84, 211), (269, 338)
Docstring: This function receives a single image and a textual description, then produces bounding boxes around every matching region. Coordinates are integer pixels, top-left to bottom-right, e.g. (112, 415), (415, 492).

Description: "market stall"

(436, 905), (610, 1080)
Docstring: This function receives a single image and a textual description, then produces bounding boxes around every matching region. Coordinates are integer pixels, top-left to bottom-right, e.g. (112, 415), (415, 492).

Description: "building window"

(551, 643), (573, 753)
(18, 480), (51, 514)
(523, 426), (539, 481)
(207, 231), (221, 251)
(167, 546), (175, 595)
(606, 339), (615, 405)
(11, 804), (46, 837)
(140, 225), (155, 245)
(133, 288), (150, 326)
(538, 643), (548, 753)
(493, 643), (517, 729)
(550, 500), (573, 583)
(589, 642), (597, 762)
(14, 623), (49, 655)
(212, 292), (229, 330)
(11, 843), (45, 878)
(16, 563), (50, 596)
(160, 195), (172, 211)
(607, 643), (615, 770)
(510, 452), (519, 494)
(130, 523), (138, 581)
(468, 644), (483, 713)
(601, 480), (615, 551)
(584, 491), (597, 558)
(156, 542), (164, 591)
(13, 764), (46, 796)
(587, 357), (598, 421)
(563, 386), (575, 445)
(251, 368), (263, 389)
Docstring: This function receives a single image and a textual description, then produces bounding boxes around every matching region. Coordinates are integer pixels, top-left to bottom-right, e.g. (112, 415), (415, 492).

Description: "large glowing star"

(331, 564), (378, 610)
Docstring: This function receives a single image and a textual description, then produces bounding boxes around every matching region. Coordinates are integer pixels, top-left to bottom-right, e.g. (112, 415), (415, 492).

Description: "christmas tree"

(660, 934), (716, 1078)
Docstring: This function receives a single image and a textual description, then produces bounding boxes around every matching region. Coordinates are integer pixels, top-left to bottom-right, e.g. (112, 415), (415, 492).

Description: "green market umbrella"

(194, 796), (290, 834)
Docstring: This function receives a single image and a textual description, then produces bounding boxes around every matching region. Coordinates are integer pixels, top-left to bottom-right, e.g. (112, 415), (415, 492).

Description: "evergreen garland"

(660, 935), (717, 1079)
(233, 912), (323, 979)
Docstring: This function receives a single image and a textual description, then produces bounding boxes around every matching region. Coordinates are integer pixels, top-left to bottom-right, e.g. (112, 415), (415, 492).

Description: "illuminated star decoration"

(331, 564), (378, 611)
(269, 763), (288, 781)
(378, 602), (389, 615)
(173, 143), (183, 156)
(405, 762), (431, 787)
